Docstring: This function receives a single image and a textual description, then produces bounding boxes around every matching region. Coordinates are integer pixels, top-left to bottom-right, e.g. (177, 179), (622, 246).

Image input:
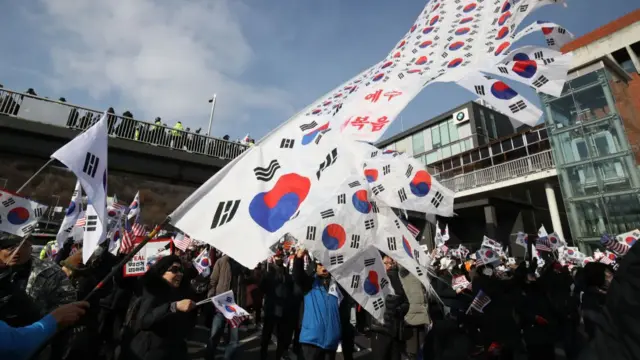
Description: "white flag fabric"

(193, 249), (212, 277)
(128, 191), (141, 220)
(52, 112), (108, 263)
(56, 181), (83, 248)
(615, 229), (640, 248)
(211, 290), (251, 328)
(0, 189), (47, 237)
(538, 225), (549, 239)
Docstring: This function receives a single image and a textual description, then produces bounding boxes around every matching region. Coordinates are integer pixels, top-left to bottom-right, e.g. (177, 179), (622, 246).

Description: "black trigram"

(543, 58), (555, 65)
(348, 180), (361, 188)
(534, 51), (544, 60)
(370, 151), (379, 158)
(33, 207), (44, 218)
(320, 209), (335, 219)
(558, 27), (566, 34)
(211, 200), (241, 229)
(254, 160), (281, 182)
(380, 277), (389, 289)
(497, 66), (509, 74)
(372, 185), (385, 195)
(364, 257), (376, 267)
(519, 4), (529, 12)
(330, 255), (344, 266)
(431, 191), (445, 208)
(300, 121), (318, 131)
(546, 38), (556, 46)
(21, 224), (35, 234)
(398, 188), (408, 203)
(447, 36), (454, 42)
(383, 165), (391, 175)
(316, 148), (338, 180)
(280, 138), (295, 149)
(315, 128), (331, 145)
(394, 219), (401, 229)
(387, 237), (397, 251)
(370, 201), (379, 214)
(412, 48), (418, 54)
(332, 103), (343, 116)
(441, 51), (449, 58)
(491, 18), (497, 26)
(493, 6), (500, 13)
(398, 73), (405, 80)
(464, 52), (473, 58)
(82, 152), (100, 178)
(416, 266), (424, 277)
(509, 100), (528, 113)
(306, 226), (317, 241)
(350, 274), (361, 289)
(337, 194), (346, 204)
(350, 234), (361, 249)
(2, 198), (15, 208)
(364, 219), (375, 230)
(474, 85), (485, 95)
(372, 298), (385, 311)
(86, 215), (98, 232)
(405, 164), (414, 178)
(533, 75), (549, 88)
(413, 249), (421, 260)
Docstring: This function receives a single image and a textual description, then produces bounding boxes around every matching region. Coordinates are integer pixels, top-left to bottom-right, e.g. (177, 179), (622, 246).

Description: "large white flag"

(52, 112), (108, 263)
(55, 181), (83, 248)
(0, 189), (47, 237)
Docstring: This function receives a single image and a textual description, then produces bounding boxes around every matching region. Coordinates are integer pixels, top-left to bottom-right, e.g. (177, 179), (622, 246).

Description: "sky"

(0, 0), (637, 142)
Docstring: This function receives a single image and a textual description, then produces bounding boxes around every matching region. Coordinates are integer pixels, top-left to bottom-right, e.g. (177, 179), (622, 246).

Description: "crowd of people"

(1, 228), (638, 360)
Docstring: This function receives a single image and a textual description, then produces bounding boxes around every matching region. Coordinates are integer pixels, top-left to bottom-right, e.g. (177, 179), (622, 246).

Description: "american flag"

(75, 216), (86, 227)
(536, 236), (553, 253)
(173, 233), (193, 252)
(467, 290), (491, 314)
(121, 217), (145, 254)
(406, 222), (420, 238)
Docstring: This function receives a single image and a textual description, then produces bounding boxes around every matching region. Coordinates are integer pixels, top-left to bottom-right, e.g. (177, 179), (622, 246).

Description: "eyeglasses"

(167, 266), (184, 274)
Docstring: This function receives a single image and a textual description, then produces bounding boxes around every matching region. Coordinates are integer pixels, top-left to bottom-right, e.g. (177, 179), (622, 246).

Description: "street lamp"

(207, 94), (218, 136)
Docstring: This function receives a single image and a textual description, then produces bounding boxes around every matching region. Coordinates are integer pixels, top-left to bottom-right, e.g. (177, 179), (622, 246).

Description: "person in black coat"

(125, 255), (197, 360)
(370, 256), (410, 360)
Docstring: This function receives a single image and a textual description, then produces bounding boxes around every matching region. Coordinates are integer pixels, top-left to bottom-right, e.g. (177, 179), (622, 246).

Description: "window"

(488, 113), (497, 139)
(512, 135), (524, 148)
(440, 122), (450, 145)
(547, 93), (578, 127)
(412, 131), (425, 155)
(395, 137), (410, 155)
(426, 151), (440, 164)
(448, 120), (459, 142)
(573, 84), (612, 122)
(442, 145), (452, 159)
(612, 47), (637, 74)
(431, 126), (441, 149)
(572, 198), (608, 237)
(450, 142), (462, 156)
(501, 139), (513, 152)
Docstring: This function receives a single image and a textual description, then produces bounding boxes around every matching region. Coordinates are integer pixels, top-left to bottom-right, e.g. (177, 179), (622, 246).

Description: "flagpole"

(15, 158), (55, 193)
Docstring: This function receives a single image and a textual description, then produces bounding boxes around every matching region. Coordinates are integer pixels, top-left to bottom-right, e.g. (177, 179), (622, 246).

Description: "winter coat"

(399, 267), (430, 326)
(292, 257), (342, 351)
(369, 268), (410, 339)
(126, 273), (196, 360)
(260, 264), (295, 318)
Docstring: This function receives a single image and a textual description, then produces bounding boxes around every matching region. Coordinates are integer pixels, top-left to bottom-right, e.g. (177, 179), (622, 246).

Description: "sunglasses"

(167, 266), (184, 274)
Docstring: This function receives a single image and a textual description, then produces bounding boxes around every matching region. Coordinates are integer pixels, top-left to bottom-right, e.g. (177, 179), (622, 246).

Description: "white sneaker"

(336, 343), (342, 353)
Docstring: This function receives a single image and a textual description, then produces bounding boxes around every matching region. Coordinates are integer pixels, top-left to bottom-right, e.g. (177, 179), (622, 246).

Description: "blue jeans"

(209, 312), (239, 360)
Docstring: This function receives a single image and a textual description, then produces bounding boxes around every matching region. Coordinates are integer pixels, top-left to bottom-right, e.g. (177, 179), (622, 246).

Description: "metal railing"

(438, 150), (555, 193)
(0, 88), (249, 160)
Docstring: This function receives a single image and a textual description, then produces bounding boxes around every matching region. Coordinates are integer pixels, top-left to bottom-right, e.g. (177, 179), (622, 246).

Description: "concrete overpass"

(0, 88), (249, 186)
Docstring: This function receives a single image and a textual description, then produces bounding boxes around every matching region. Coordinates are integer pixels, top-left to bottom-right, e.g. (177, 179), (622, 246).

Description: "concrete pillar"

(483, 205), (498, 239)
(544, 182), (564, 240)
(626, 46), (640, 75)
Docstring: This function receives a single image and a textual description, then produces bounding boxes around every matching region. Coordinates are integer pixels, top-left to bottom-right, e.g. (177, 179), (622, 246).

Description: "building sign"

(454, 108), (470, 125)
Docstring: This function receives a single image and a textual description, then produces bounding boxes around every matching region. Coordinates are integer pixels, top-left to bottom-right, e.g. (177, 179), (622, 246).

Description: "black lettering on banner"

(21, 224), (34, 234)
(350, 234), (360, 249)
(416, 266), (424, 277)
(316, 148), (338, 180)
(320, 209), (335, 219)
(280, 138), (295, 149)
(370, 151), (379, 158)
(348, 181), (361, 188)
(474, 85), (486, 96)
(534, 51), (544, 60)
(370, 201), (379, 214)
(372, 185), (385, 195)
(330, 255), (344, 266)
(546, 38), (556, 46)
(364, 258), (376, 267)
(431, 191), (444, 208)
(337, 194), (346, 204)
(82, 152), (100, 178)
(509, 100), (528, 114)
(380, 277), (389, 290)
(211, 200), (241, 229)
(383, 165), (391, 175)
(86, 215), (98, 232)
(306, 226), (317, 241)
(351, 275), (361, 289)
(387, 237), (397, 251)
(253, 160), (281, 182)
(372, 298), (385, 311)
(498, 66), (509, 74)
(398, 188), (408, 203)
(364, 219), (375, 230)
(405, 164), (414, 178)
(33, 207), (44, 218)
(300, 121), (318, 131)
(533, 75), (549, 88)
(2, 198), (15, 208)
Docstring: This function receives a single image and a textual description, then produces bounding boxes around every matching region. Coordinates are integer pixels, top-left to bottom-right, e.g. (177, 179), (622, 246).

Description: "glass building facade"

(540, 64), (640, 251)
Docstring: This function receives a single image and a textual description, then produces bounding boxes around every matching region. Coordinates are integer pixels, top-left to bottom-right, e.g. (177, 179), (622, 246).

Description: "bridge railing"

(0, 88), (249, 160)
(437, 150), (555, 193)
